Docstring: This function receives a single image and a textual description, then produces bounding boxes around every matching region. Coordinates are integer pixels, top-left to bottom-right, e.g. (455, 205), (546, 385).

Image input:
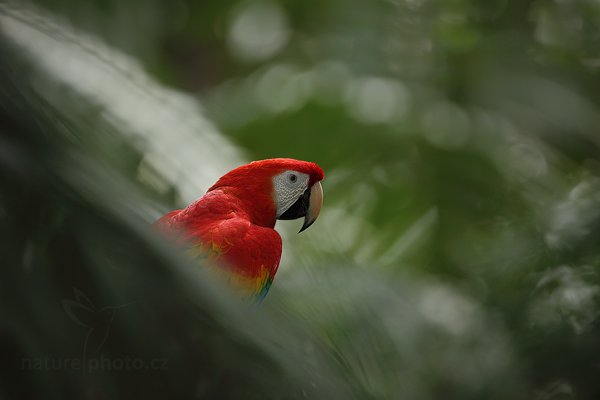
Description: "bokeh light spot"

(227, 0), (290, 63)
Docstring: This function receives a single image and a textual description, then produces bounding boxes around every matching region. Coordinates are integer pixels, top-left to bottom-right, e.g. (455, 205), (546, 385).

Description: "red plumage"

(154, 158), (324, 299)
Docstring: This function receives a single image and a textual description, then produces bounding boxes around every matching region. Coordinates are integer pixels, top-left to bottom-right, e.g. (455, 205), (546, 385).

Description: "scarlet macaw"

(155, 158), (324, 299)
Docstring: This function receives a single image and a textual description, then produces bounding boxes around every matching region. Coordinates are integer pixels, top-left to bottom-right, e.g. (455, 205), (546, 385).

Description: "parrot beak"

(277, 181), (324, 233)
(298, 181), (323, 233)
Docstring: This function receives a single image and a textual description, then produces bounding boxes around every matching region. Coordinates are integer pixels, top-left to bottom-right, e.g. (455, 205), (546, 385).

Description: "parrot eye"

(289, 174), (297, 183)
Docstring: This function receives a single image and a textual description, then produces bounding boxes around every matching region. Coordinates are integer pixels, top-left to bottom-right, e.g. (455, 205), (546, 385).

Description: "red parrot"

(154, 158), (324, 299)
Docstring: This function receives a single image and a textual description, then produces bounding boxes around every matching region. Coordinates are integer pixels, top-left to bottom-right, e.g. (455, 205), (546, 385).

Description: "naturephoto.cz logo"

(21, 287), (168, 373)
(21, 354), (168, 372)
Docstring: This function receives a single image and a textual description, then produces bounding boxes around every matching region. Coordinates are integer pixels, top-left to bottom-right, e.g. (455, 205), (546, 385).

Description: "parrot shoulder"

(153, 209), (182, 233)
(155, 189), (282, 299)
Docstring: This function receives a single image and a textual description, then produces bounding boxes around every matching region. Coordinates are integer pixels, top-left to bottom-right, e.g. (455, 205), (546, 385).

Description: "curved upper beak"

(298, 181), (323, 233)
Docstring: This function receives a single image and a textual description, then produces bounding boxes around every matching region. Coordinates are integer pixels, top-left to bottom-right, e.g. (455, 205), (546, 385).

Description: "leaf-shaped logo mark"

(61, 288), (97, 328)
(61, 287), (132, 370)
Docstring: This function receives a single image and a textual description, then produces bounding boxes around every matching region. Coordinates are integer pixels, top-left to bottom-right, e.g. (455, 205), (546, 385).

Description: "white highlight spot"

(345, 77), (410, 124)
(227, 1), (290, 63)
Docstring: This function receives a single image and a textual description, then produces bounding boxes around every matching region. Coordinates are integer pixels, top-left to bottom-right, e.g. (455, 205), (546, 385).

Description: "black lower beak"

(278, 188), (310, 221)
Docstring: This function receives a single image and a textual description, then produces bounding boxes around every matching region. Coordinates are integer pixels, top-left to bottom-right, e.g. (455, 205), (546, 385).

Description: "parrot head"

(208, 158), (324, 232)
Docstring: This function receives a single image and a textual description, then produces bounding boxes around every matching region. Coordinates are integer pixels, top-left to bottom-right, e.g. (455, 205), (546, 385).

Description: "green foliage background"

(2, 0), (600, 399)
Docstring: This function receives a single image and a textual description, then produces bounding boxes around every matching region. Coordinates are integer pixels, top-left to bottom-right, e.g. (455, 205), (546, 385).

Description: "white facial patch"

(272, 170), (310, 217)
